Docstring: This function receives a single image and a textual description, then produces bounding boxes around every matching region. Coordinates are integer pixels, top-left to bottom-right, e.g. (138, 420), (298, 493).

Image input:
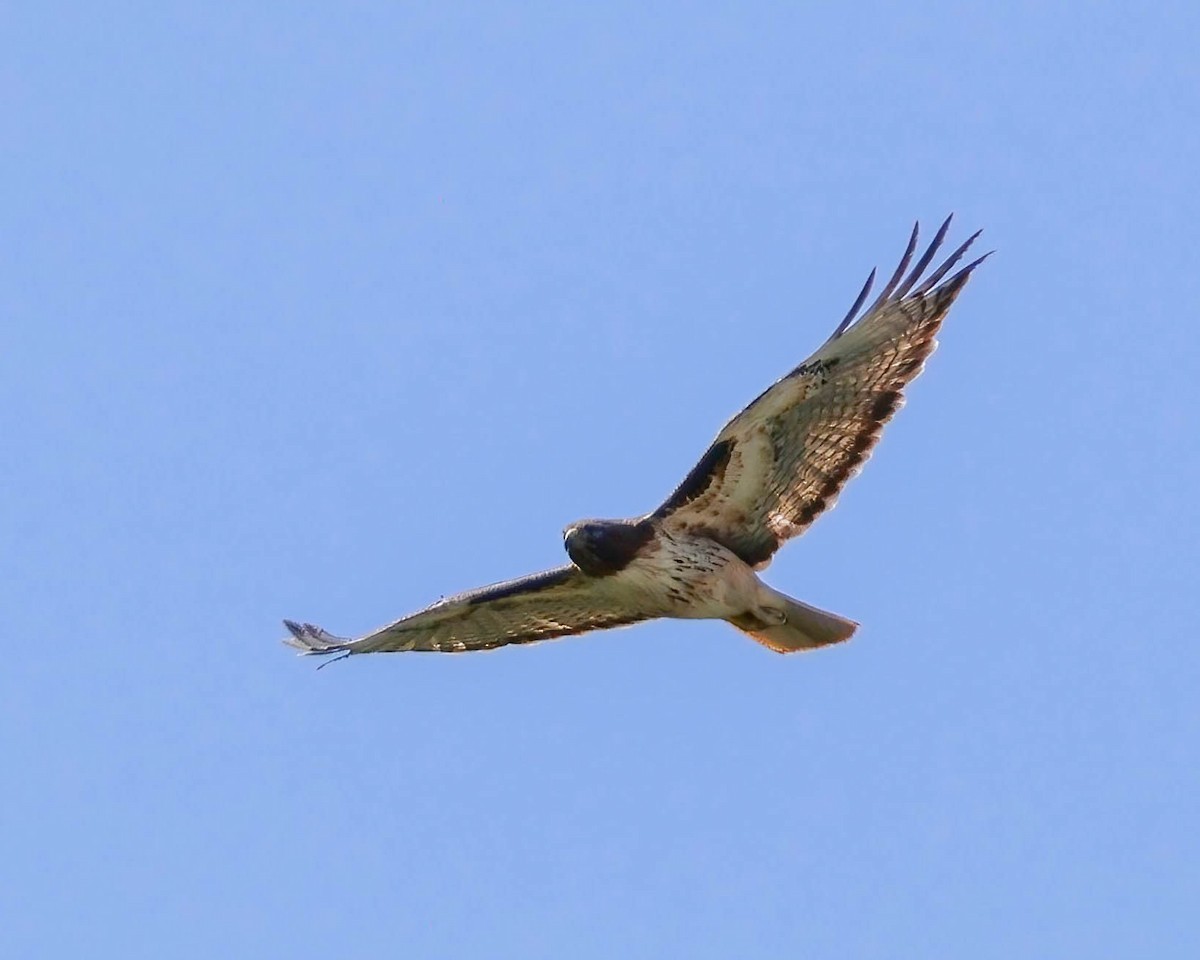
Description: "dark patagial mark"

(655, 438), (734, 516)
(465, 566), (577, 606)
(564, 519), (656, 576)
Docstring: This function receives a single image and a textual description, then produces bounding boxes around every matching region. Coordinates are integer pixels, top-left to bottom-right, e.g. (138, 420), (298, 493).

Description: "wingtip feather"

(829, 266), (876, 341)
(912, 228), (984, 296)
(281, 619), (352, 656)
(864, 220), (920, 316)
(832, 217), (985, 338)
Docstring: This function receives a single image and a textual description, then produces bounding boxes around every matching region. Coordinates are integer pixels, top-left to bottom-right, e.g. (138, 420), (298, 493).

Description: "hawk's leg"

(754, 605), (789, 626)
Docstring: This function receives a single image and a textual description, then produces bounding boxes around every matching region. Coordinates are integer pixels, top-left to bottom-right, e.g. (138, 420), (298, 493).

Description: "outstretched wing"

(282, 564), (654, 656)
(654, 216), (989, 567)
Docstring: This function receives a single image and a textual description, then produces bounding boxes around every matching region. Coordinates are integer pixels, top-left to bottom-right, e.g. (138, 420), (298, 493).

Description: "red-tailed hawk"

(284, 217), (987, 659)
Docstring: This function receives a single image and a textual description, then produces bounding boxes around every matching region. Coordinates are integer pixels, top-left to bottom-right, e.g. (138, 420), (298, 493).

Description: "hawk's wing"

(654, 216), (988, 567)
(282, 564), (654, 656)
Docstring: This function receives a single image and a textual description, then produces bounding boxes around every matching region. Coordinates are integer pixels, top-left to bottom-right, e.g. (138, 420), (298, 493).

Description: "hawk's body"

(283, 217), (987, 659)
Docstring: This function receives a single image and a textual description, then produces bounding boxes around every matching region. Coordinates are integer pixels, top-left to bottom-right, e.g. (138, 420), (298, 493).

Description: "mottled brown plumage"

(654, 218), (986, 568)
(283, 217), (987, 659)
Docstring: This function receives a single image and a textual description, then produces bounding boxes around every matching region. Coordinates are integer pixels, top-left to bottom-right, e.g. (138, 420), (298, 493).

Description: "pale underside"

(283, 216), (987, 657)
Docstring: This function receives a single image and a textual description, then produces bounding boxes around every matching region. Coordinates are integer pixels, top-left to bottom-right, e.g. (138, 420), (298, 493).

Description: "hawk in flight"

(284, 217), (987, 659)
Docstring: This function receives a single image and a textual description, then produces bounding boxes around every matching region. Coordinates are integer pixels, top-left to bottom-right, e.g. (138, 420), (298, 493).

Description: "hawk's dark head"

(563, 519), (655, 577)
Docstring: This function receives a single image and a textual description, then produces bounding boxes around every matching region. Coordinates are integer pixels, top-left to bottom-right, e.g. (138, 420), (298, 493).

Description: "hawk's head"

(563, 519), (655, 577)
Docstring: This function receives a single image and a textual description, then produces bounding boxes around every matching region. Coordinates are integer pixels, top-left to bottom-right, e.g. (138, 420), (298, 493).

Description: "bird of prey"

(283, 217), (987, 659)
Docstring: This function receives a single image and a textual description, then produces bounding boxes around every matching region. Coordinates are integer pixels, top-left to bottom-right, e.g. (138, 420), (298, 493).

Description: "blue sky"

(4, 3), (1198, 956)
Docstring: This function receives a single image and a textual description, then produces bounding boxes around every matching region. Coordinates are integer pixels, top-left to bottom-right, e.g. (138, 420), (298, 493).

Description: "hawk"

(283, 217), (987, 659)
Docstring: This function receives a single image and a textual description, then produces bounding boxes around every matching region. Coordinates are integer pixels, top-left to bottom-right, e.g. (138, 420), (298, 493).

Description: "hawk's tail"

(727, 594), (858, 653)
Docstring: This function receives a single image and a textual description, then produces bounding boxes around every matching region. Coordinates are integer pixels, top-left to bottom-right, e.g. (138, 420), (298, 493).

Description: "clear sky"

(4, 3), (1198, 957)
